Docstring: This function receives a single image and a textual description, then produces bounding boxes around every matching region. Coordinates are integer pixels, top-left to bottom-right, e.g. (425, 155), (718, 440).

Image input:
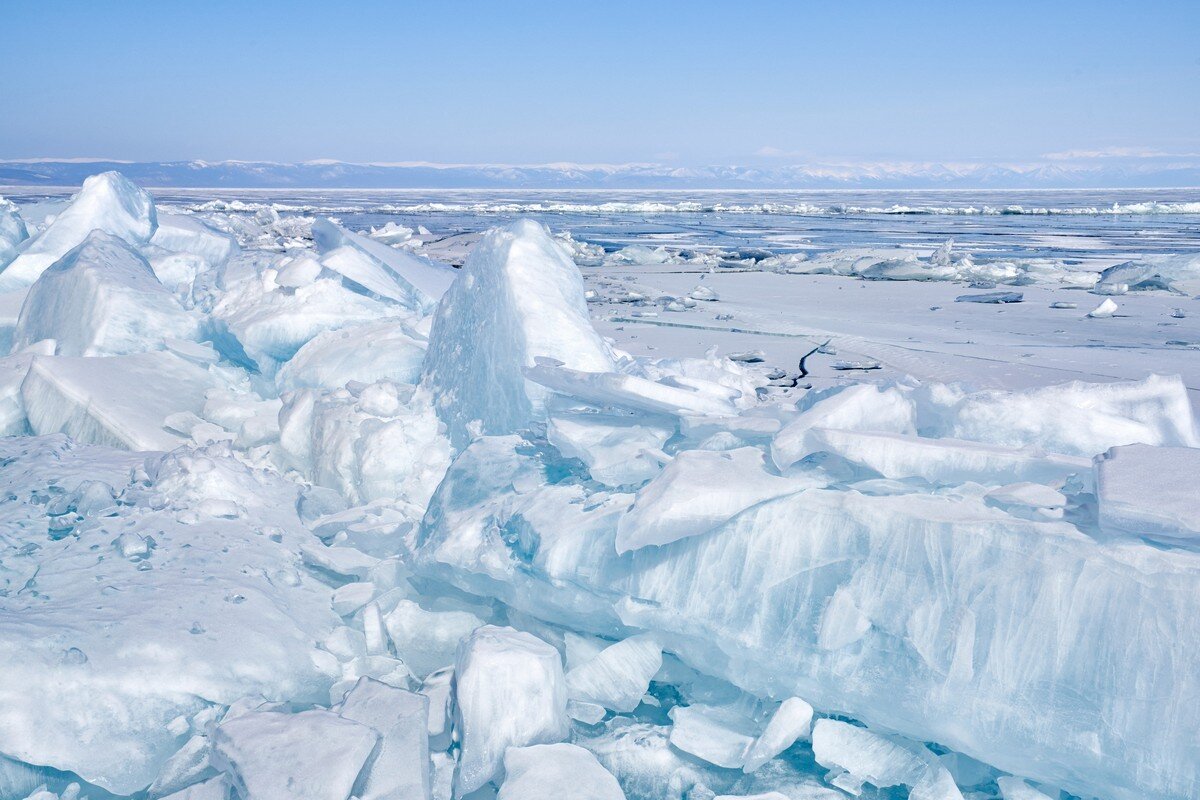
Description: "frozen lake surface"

(1, 179), (1198, 800)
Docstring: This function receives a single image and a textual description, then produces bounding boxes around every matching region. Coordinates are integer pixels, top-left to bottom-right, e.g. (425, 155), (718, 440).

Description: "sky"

(2, 0), (1198, 169)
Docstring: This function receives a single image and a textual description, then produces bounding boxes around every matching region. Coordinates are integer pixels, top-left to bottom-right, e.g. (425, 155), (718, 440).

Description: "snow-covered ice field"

(0, 175), (1198, 800)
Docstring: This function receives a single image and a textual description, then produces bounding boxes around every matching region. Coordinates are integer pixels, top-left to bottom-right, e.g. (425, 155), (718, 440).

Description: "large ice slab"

(21, 351), (226, 450)
(498, 743), (626, 800)
(422, 220), (615, 447)
(453, 625), (569, 796)
(12, 231), (199, 356)
(0, 438), (340, 794)
(616, 488), (1200, 800)
(804, 428), (1091, 487)
(312, 218), (455, 312)
(1096, 444), (1200, 544)
(0, 172), (157, 292)
(212, 709), (377, 800)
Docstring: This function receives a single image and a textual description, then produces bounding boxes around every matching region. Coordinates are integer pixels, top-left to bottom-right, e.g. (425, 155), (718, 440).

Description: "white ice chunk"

(547, 410), (672, 487)
(12, 231), (198, 356)
(1087, 298), (1119, 318)
(566, 633), (662, 712)
(150, 213), (237, 269)
(616, 447), (804, 553)
(525, 362), (740, 418)
(453, 625), (569, 795)
(811, 719), (963, 800)
(21, 351), (226, 450)
(212, 709), (378, 800)
(741, 697), (814, 772)
(772, 384), (916, 471)
(668, 704), (758, 769)
(805, 428), (1091, 487)
(996, 776), (1057, 800)
(276, 319), (426, 393)
(312, 217), (455, 312)
(422, 220), (616, 447)
(498, 743), (625, 800)
(383, 598), (486, 679)
(929, 375), (1200, 456)
(338, 677), (432, 800)
(0, 172), (157, 291)
(1096, 444), (1200, 544)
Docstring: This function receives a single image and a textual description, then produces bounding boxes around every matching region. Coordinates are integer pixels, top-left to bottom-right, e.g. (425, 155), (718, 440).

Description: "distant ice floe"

(0, 174), (1197, 800)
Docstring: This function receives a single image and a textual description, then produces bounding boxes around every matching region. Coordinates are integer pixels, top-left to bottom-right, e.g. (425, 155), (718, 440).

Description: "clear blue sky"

(2, 0), (1197, 166)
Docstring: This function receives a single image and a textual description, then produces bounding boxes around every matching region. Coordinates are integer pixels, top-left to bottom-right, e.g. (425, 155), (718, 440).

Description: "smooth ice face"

(811, 719), (963, 800)
(1095, 444), (1200, 544)
(771, 383), (916, 471)
(383, 599), (486, 678)
(803, 428), (1092, 488)
(212, 709), (378, 800)
(336, 678), (432, 800)
(453, 625), (569, 796)
(312, 217), (455, 313)
(565, 633), (662, 712)
(12, 231), (199, 357)
(422, 219), (615, 447)
(21, 351), (230, 451)
(667, 704), (758, 769)
(498, 743), (626, 800)
(0, 438), (341, 794)
(0, 172), (157, 292)
(276, 318), (427, 393)
(615, 447), (805, 553)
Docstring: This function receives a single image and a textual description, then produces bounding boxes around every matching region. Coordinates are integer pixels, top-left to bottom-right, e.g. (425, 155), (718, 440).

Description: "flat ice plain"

(0, 176), (1197, 800)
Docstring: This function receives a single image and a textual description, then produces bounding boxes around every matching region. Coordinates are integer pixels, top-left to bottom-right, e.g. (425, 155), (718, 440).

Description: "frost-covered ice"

(0, 174), (1197, 800)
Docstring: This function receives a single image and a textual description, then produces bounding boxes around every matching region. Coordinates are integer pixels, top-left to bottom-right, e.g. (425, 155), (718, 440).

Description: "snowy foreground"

(0, 173), (1197, 800)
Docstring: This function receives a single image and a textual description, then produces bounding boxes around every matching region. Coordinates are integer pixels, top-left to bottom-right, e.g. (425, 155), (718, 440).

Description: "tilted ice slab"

(0, 437), (339, 794)
(0, 172), (157, 292)
(811, 719), (963, 800)
(312, 217), (455, 312)
(422, 219), (616, 447)
(22, 350), (230, 451)
(12, 231), (199, 357)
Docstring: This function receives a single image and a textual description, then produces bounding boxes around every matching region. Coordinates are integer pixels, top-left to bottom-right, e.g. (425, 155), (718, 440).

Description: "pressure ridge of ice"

(0, 174), (1197, 800)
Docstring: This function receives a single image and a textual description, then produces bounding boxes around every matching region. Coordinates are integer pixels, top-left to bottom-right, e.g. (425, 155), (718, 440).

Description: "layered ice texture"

(0, 174), (1197, 800)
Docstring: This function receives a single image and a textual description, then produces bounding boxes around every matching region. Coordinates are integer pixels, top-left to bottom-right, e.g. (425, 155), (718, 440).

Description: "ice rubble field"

(0, 173), (1198, 800)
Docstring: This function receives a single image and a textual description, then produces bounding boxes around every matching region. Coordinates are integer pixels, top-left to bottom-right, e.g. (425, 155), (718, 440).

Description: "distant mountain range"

(2, 158), (1199, 189)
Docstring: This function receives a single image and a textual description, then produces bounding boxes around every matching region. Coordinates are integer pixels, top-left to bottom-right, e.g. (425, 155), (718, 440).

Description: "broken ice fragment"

(454, 626), (569, 796)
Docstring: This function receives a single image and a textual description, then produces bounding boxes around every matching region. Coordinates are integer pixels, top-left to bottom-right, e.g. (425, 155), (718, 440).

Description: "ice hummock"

(422, 219), (616, 447)
(12, 231), (199, 357)
(0, 172), (157, 292)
